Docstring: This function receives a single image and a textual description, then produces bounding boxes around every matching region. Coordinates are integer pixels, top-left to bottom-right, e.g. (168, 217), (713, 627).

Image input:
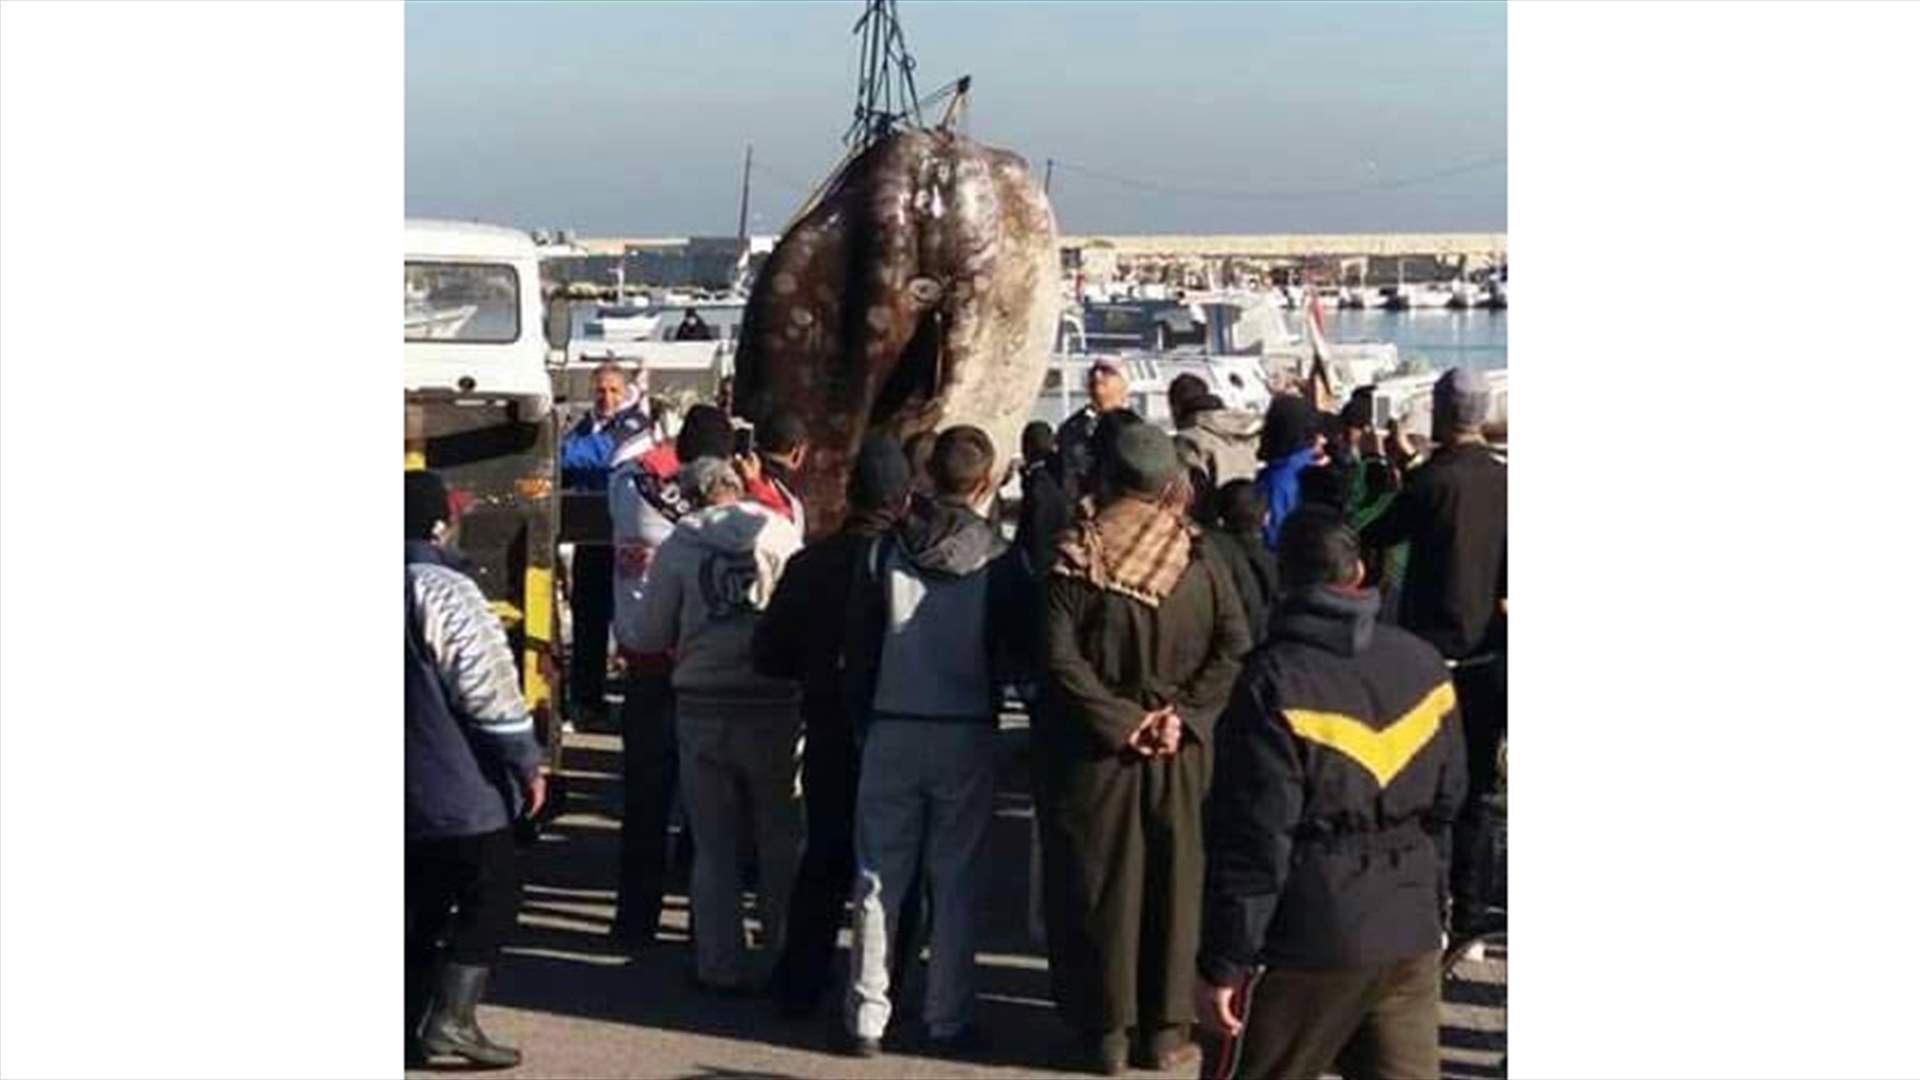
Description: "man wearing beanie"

(629, 451), (805, 994)
(607, 403), (785, 948)
(1360, 366), (1507, 932)
(405, 470), (545, 1068)
(1038, 423), (1250, 1074)
(1253, 393), (1328, 552)
(754, 435), (921, 1018)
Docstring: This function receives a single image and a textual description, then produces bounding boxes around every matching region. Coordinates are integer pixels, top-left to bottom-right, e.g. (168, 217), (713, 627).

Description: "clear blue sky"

(405, 1), (1505, 236)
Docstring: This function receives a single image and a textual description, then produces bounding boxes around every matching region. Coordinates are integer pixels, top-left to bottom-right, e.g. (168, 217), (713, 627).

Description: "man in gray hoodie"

(1169, 373), (1264, 526)
(840, 425), (1032, 1058)
(629, 455), (806, 993)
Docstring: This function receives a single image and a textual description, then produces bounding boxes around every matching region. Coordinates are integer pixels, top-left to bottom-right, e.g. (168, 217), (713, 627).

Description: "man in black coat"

(1359, 367), (1506, 929)
(1014, 420), (1072, 576)
(753, 436), (918, 1019)
(1039, 423), (1250, 1074)
(1055, 360), (1131, 506)
(1202, 478), (1281, 647)
(1196, 507), (1468, 1080)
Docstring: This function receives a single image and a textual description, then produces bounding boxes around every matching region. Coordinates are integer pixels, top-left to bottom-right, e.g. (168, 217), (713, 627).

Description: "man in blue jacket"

(559, 362), (654, 724)
(406, 470), (548, 1069)
(1252, 393), (1327, 552)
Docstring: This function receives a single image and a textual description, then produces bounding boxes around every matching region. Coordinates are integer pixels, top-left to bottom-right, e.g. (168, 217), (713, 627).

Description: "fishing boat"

(584, 305), (664, 340)
(1339, 284), (1386, 309)
(1385, 283), (1452, 310)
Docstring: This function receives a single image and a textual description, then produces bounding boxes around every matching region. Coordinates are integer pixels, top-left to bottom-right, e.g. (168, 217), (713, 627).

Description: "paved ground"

(408, 723), (1504, 1079)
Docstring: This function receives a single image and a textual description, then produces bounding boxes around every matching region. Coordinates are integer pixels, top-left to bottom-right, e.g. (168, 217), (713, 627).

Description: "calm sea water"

(562, 303), (1509, 372)
(1323, 309), (1506, 373)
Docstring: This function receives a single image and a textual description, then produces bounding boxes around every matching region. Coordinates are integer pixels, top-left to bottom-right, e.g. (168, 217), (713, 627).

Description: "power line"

(749, 160), (819, 195)
(1047, 154), (1506, 202)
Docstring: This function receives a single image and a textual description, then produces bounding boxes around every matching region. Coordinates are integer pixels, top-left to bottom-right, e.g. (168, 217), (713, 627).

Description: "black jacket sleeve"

(752, 547), (815, 681)
(987, 550), (1039, 690)
(1426, 689), (1472, 915)
(1199, 667), (1303, 986)
(1359, 469), (1425, 551)
(841, 535), (890, 736)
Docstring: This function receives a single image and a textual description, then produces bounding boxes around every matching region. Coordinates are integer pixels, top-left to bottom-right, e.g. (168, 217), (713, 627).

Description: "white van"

(405, 218), (561, 410)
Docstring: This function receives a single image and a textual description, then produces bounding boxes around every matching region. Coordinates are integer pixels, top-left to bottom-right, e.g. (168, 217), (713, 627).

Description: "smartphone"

(733, 424), (755, 457)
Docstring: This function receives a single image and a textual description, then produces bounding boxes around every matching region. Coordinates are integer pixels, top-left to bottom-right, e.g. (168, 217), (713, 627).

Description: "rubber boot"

(405, 998), (428, 1066)
(420, 963), (522, 1068)
(405, 954), (433, 1067)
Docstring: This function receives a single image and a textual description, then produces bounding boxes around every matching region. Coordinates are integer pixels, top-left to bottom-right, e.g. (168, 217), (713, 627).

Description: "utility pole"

(736, 143), (753, 242)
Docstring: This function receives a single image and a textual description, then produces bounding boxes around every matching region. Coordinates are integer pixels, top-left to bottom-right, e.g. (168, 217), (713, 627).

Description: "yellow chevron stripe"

(1283, 680), (1455, 787)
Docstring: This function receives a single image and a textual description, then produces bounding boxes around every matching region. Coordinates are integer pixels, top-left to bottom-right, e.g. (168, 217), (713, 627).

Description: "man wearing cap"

(1055, 360), (1131, 507)
(1168, 373), (1262, 525)
(1038, 422), (1250, 1074)
(405, 470), (546, 1068)
(753, 435), (919, 1019)
(1360, 366), (1507, 931)
(628, 453), (806, 993)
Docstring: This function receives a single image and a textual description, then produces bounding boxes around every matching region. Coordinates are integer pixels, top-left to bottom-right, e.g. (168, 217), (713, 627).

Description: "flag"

(1303, 283), (1336, 411)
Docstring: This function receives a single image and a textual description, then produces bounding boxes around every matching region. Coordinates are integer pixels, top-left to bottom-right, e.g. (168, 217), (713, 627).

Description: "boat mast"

(736, 143), (753, 242)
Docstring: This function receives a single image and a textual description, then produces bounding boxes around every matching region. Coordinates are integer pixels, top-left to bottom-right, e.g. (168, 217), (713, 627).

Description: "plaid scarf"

(1052, 493), (1195, 608)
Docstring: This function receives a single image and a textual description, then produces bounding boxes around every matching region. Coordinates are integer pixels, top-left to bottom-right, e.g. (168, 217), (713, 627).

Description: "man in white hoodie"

(628, 455), (806, 993)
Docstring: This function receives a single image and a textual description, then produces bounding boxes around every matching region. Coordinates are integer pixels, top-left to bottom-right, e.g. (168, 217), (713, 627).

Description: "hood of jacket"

(677, 500), (789, 554)
(1187, 406), (1265, 443)
(896, 495), (1002, 578)
(404, 539), (476, 579)
(1277, 584), (1380, 656)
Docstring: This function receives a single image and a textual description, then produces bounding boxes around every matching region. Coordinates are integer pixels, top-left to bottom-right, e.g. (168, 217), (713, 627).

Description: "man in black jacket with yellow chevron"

(1196, 506), (1468, 1080)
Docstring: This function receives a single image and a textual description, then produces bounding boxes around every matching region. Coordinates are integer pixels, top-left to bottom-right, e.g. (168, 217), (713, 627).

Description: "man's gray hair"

(680, 456), (744, 505)
(591, 360), (630, 385)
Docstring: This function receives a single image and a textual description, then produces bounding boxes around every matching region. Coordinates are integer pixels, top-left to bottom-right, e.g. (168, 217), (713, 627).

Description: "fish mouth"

(868, 293), (946, 438)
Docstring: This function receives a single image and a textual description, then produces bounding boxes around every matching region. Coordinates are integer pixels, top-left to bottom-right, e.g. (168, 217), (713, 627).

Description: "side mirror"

(544, 296), (573, 350)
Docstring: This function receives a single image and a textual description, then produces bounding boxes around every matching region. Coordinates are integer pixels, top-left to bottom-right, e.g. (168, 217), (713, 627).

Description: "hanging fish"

(733, 127), (1059, 537)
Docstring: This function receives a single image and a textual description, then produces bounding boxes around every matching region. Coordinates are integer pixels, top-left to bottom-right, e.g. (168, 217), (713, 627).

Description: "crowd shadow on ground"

(481, 721), (1117, 1077)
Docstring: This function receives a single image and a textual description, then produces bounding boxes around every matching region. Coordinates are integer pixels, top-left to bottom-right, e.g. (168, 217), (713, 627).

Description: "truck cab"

(405, 218), (570, 770)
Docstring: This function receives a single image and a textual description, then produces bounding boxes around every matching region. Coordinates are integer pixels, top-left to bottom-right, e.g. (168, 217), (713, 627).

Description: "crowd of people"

(404, 356), (1508, 1078)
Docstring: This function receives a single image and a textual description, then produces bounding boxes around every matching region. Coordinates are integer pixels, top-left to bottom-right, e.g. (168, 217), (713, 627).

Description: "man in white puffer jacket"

(629, 455), (805, 992)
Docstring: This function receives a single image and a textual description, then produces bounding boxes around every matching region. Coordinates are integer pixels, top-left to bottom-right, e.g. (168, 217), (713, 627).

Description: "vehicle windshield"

(405, 261), (519, 343)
